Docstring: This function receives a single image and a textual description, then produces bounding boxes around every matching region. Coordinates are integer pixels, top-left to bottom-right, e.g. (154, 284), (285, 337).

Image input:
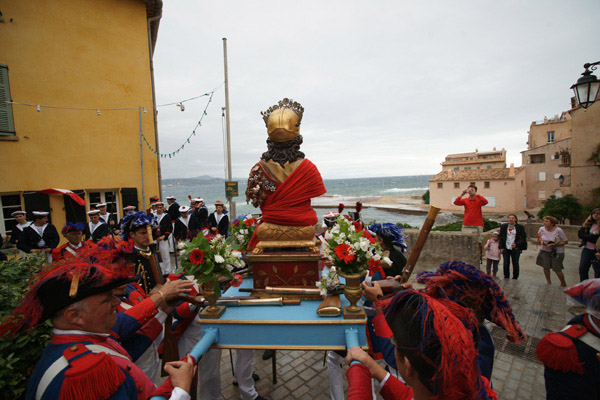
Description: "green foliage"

(431, 219), (499, 232)
(0, 255), (52, 399)
(538, 194), (584, 224)
(396, 222), (416, 229)
(583, 187), (600, 216)
(179, 234), (241, 283)
(587, 143), (600, 163)
(422, 190), (430, 204)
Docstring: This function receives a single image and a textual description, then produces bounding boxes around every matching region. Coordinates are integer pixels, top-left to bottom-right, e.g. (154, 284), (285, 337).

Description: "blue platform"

(196, 278), (368, 350)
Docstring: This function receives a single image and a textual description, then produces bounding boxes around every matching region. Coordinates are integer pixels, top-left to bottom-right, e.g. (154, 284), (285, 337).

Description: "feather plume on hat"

(0, 241), (134, 336)
(119, 211), (157, 241)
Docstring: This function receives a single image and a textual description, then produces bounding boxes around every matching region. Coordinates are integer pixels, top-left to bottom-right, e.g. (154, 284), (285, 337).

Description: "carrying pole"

(139, 106), (146, 208)
(222, 38), (236, 218)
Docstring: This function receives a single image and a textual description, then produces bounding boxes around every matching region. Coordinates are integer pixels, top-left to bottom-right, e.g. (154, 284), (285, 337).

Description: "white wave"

(383, 187), (428, 193)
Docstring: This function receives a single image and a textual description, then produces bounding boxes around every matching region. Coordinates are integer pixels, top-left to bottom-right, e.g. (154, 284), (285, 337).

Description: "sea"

(162, 175), (460, 228)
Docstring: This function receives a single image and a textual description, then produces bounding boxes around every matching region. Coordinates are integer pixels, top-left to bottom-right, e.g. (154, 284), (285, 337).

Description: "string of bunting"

(142, 90), (215, 159)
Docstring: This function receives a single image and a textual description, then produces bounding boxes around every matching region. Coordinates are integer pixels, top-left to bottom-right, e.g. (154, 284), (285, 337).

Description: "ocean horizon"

(161, 174), (459, 228)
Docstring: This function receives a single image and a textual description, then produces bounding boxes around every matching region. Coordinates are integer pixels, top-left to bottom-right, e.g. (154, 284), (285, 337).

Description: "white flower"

(214, 255), (225, 263)
(352, 242), (361, 251)
(382, 256), (392, 266)
(177, 242), (186, 250)
(324, 230), (333, 240)
(372, 254), (381, 261)
(349, 224), (356, 232)
(226, 264), (234, 272)
(359, 238), (370, 252)
(232, 250), (243, 259)
(331, 225), (340, 234)
(330, 266), (336, 273)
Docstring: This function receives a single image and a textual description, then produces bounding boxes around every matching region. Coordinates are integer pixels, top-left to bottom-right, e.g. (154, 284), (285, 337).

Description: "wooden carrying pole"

(400, 205), (440, 283)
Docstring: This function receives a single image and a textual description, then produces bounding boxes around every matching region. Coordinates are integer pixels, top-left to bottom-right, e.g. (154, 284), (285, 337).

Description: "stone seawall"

(403, 230), (480, 274)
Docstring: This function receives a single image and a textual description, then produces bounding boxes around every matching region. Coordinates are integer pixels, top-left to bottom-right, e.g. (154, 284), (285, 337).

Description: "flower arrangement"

(321, 216), (385, 275)
(227, 214), (258, 250)
(179, 233), (245, 292)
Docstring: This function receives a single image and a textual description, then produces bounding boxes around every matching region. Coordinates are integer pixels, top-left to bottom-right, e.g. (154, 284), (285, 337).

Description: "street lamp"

(571, 61), (600, 109)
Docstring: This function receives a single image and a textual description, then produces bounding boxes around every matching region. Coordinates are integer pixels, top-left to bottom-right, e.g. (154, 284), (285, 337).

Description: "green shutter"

(0, 64), (15, 135)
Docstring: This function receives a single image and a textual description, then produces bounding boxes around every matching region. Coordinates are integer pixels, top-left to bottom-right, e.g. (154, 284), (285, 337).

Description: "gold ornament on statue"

(261, 98), (304, 142)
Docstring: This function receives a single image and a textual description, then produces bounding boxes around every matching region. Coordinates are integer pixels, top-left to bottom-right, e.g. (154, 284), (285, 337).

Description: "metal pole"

(147, 17), (163, 200)
(139, 106), (146, 208)
(222, 38), (236, 218)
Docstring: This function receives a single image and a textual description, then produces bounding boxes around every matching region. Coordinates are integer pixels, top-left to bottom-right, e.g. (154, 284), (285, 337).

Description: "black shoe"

(232, 374), (259, 386)
(262, 350), (274, 360)
(255, 396), (267, 400)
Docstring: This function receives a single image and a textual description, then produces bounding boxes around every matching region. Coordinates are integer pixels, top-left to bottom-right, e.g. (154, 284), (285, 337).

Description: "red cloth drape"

(247, 159), (326, 249)
(260, 159), (326, 226)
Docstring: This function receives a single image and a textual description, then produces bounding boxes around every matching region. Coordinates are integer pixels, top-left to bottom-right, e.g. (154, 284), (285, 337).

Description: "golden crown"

(261, 98), (304, 127)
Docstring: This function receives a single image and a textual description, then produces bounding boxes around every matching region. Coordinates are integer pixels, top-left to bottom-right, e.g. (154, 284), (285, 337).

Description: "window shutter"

(120, 188), (139, 210)
(0, 65), (15, 135)
(23, 192), (51, 223)
(64, 190), (87, 224)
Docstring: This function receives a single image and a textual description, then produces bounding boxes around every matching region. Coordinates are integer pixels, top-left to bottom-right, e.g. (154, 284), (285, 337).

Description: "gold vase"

(339, 270), (367, 319)
(199, 279), (226, 319)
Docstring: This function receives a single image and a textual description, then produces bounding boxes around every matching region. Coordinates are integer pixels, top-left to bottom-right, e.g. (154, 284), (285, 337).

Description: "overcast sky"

(152, 0), (599, 180)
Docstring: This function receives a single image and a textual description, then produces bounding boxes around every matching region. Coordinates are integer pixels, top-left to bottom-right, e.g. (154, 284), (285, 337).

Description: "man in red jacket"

(454, 184), (488, 243)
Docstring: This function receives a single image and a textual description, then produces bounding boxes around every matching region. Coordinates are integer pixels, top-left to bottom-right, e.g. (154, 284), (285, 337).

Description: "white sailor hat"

(87, 209), (101, 215)
(194, 198), (204, 203)
(32, 210), (49, 216)
(214, 200), (224, 206)
(151, 201), (164, 206)
(96, 202), (107, 207)
(179, 205), (190, 213)
(123, 205), (136, 211)
(11, 210), (26, 217)
(166, 195), (176, 200)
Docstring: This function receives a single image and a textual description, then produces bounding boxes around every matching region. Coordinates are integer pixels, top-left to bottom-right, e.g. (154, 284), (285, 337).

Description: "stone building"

(441, 148), (507, 171)
(428, 164), (527, 213)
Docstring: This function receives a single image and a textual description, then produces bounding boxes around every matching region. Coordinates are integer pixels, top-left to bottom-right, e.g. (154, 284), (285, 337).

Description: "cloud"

(152, 0), (600, 179)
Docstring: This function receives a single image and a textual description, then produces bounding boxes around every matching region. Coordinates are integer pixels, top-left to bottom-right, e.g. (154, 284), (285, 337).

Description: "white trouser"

(233, 350), (258, 400)
(135, 340), (160, 385)
(326, 351), (345, 400)
(178, 315), (223, 400)
(169, 233), (175, 253)
(158, 239), (172, 275)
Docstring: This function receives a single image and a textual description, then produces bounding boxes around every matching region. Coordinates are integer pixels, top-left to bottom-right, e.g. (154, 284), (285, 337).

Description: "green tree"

(0, 255), (52, 399)
(538, 194), (584, 224)
(422, 190), (430, 204)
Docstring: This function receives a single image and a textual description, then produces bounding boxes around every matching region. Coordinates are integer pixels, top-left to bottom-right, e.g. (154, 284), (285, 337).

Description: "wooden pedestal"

(245, 251), (322, 289)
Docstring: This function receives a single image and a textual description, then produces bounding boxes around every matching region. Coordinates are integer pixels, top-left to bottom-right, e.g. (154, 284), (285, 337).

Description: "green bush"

(421, 190), (430, 205)
(432, 218), (499, 232)
(0, 255), (52, 399)
(396, 222), (416, 229)
(538, 194), (584, 224)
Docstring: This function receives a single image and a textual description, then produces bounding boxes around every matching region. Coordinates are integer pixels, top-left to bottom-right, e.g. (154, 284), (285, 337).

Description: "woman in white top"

(536, 215), (568, 287)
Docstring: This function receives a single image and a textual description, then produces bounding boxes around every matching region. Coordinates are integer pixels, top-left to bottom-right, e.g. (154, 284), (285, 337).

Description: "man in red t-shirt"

(453, 184), (488, 242)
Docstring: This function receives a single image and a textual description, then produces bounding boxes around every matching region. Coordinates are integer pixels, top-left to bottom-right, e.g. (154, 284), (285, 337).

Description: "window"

(547, 131), (555, 143)
(87, 190), (120, 217)
(0, 193), (23, 237)
(454, 182), (460, 189)
(484, 181), (490, 189)
(487, 165), (491, 169)
(477, 166), (480, 170)
(539, 191), (546, 199)
(554, 190), (563, 198)
(538, 172), (546, 181)
(530, 154), (545, 164)
(454, 167), (459, 171)
(521, 180), (524, 187)
(437, 183), (443, 189)
(0, 65), (16, 136)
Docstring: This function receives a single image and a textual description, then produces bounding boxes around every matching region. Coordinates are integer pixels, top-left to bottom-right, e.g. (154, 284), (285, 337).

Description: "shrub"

(396, 222), (415, 229)
(422, 190), (430, 204)
(538, 194), (584, 224)
(432, 218), (499, 232)
(0, 255), (52, 399)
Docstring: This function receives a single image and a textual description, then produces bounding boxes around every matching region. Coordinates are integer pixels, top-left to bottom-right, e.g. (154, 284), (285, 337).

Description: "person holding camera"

(536, 215), (568, 287)
(453, 184), (488, 243)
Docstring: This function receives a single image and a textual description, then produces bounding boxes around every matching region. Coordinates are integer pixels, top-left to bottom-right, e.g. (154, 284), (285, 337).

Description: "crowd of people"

(0, 191), (599, 399)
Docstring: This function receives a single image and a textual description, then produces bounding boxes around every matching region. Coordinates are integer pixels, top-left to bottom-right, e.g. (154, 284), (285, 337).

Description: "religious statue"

(246, 98), (326, 253)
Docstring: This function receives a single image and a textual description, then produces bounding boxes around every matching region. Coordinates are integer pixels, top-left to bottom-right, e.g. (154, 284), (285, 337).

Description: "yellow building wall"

(569, 101), (600, 205)
(0, 0), (160, 240)
(528, 117), (572, 150)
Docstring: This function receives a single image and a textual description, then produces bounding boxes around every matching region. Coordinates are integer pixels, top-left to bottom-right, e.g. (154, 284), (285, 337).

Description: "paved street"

(210, 242), (585, 399)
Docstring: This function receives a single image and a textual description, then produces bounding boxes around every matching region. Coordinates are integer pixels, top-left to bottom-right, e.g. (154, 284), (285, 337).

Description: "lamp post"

(571, 61), (600, 109)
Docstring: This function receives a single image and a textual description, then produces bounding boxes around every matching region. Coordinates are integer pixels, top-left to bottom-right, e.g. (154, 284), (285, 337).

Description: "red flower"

(234, 220), (241, 227)
(353, 221), (363, 231)
(189, 249), (204, 265)
(244, 218), (256, 226)
(361, 230), (376, 244)
(230, 274), (243, 287)
(368, 258), (385, 278)
(334, 243), (355, 264)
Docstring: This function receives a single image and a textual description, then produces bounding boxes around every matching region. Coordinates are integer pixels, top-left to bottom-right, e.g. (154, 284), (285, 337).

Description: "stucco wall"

(403, 230), (480, 274)
(569, 102), (600, 205)
(523, 222), (582, 244)
(528, 116), (571, 149)
(521, 138), (572, 208)
(0, 0), (160, 237)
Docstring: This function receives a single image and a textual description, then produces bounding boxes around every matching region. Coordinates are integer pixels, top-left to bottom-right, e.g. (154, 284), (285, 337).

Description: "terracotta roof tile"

(429, 167), (525, 182)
